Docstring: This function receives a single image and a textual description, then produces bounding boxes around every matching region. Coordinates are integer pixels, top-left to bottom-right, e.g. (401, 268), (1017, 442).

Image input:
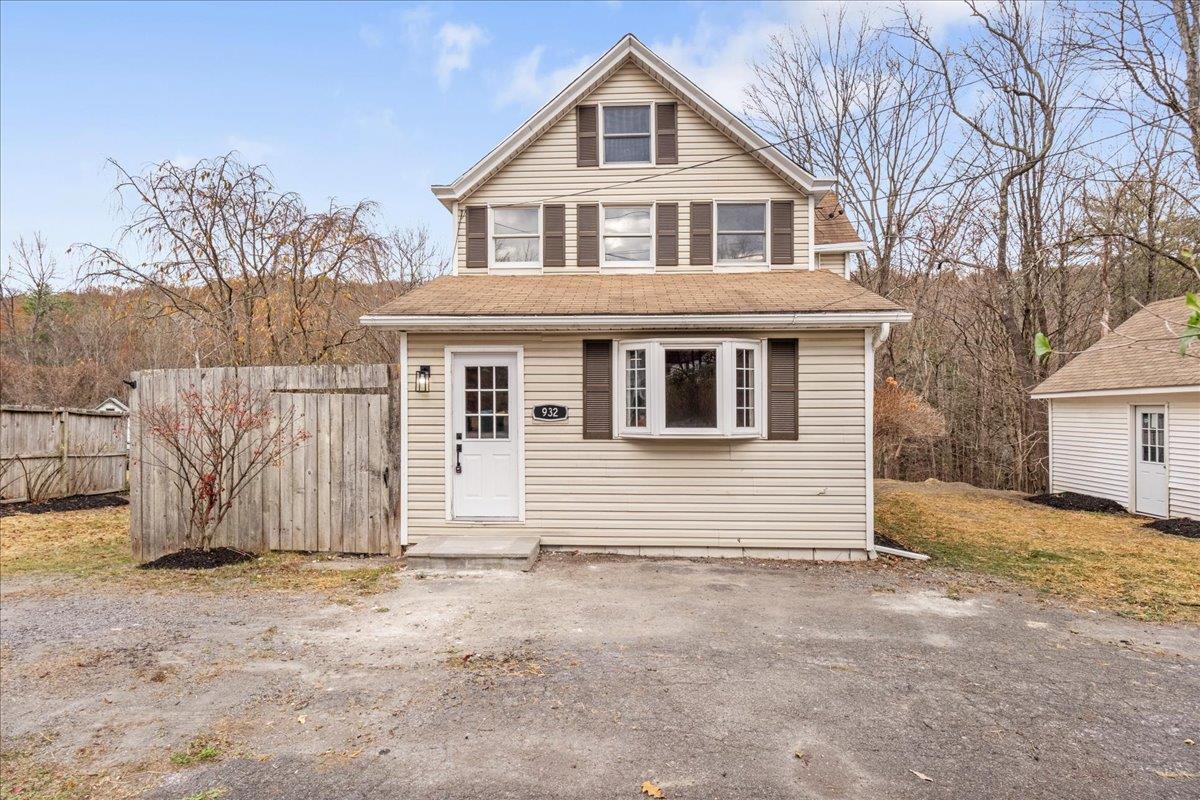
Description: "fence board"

(129, 364), (393, 562)
(1, 405), (129, 502)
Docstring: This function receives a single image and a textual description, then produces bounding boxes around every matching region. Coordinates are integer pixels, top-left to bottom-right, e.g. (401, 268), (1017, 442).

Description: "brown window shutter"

(771, 200), (794, 265)
(582, 340), (613, 439)
(689, 201), (712, 266)
(655, 203), (678, 267)
(767, 338), (799, 440)
(655, 102), (678, 164)
(577, 105), (598, 167)
(543, 204), (565, 268)
(465, 205), (488, 269)
(577, 203), (599, 267)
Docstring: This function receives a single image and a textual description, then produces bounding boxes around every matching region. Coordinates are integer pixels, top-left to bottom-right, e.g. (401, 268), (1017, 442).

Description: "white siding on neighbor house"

(1048, 391), (1200, 518)
(1166, 393), (1200, 518)
(454, 62), (813, 273)
(405, 330), (868, 550)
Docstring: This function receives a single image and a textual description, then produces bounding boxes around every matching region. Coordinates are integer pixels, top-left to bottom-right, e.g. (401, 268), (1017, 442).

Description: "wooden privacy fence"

(1, 406), (129, 503)
(130, 364), (401, 563)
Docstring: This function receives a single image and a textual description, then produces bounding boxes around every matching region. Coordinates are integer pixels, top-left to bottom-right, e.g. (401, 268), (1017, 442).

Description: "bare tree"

(138, 379), (309, 552)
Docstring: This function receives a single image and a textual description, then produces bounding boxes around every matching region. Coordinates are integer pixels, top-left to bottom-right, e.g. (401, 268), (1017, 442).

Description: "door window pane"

(463, 364), (510, 441)
(735, 347), (755, 428)
(663, 348), (717, 428)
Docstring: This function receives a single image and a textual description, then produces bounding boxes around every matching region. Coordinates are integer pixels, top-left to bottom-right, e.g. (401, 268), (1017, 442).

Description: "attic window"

(602, 105), (651, 164)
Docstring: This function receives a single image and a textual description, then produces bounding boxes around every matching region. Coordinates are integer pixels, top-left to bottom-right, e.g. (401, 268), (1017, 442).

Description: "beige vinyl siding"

(1166, 392), (1200, 518)
(1047, 391), (1200, 518)
(818, 252), (847, 275)
(455, 62), (812, 273)
(406, 329), (867, 549)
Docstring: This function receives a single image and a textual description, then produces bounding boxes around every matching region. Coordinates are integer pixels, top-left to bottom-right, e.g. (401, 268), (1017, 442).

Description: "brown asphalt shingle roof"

(370, 270), (904, 317)
(1032, 296), (1200, 395)
(814, 192), (862, 246)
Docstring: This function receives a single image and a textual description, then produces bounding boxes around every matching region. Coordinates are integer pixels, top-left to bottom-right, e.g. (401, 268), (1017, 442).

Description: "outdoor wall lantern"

(415, 365), (431, 393)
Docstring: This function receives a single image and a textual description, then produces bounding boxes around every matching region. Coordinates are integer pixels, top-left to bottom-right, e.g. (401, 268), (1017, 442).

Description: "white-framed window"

(616, 338), (765, 437)
(716, 202), (767, 266)
(601, 104), (652, 165)
(491, 206), (541, 268)
(602, 204), (653, 269)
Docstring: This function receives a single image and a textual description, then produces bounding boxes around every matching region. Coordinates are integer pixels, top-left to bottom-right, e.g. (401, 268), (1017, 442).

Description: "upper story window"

(716, 202), (767, 266)
(617, 339), (764, 437)
(602, 205), (653, 268)
(491, 207), (540, 267)
(602, 105), (651, 164)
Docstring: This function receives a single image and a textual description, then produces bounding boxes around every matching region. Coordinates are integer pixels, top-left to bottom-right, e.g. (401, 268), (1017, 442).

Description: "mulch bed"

(1144, 518), (1200, 540)
(139, 548), (256, 570)
(0, 492), (129, 518)
(1025, 492), (1128, 514)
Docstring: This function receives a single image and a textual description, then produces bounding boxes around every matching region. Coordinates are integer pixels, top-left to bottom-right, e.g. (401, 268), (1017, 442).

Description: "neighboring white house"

(95, 397), (131, 447)
(360, 34), (911, 560)
(1031, 296), (1200, 520)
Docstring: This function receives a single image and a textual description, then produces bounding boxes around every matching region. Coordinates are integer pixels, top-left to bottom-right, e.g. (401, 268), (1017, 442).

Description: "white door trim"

(399, 332), (409, 547)
(443, 345), (525, 523)
(1130, 403), (1170, 517)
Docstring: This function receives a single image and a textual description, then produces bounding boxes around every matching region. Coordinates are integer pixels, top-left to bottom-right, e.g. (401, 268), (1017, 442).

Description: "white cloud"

(359, 23), (383, 49)
(436, 22), (487, 89)
(494, 47), (596, 108)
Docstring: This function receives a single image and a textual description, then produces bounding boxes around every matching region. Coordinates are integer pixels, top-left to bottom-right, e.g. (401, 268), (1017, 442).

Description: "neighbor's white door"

(1134, 405), (1168, 517)
(451, 353), (520, 519)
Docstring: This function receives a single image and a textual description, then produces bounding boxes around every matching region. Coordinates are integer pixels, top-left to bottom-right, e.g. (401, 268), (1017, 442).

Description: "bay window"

(491, 207), (540, 267)
(716, 202), (767, 265)
(617, 339), (764, 437)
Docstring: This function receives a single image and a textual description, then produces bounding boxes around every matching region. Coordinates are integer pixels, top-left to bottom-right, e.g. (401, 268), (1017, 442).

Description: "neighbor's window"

(603, 205), (653, 266)
(492, 207), (540, 265)
(603, 105), (651, 164)
(617, 340), (763, 437)
(716, 202), (767, 265)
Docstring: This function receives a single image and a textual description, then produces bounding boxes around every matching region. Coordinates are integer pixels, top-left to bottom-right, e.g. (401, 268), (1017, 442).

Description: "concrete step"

(405, 535), (540, 572)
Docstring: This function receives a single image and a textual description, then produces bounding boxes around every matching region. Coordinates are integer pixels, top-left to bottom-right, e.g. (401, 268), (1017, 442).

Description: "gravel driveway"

(2, 554), (1197, 799)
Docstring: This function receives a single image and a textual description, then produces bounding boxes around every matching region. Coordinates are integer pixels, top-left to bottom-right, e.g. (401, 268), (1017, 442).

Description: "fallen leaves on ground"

(640, 780), (665, 798)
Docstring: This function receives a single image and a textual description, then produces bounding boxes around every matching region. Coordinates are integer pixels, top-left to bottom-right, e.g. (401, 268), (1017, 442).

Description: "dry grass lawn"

(0, 506), (396, 597)
(876, 479), (1200, 624)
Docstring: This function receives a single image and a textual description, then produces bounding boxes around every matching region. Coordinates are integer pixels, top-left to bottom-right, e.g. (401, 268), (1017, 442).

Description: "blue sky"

(0, 0), (976, 275)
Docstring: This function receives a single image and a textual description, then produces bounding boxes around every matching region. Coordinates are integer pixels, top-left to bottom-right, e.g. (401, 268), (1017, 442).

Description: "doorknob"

(455, 433), (463, 474)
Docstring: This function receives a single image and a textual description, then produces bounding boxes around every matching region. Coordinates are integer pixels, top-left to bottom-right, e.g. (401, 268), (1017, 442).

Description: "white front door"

(451, 353), (520, 519)
(1134, 405), (1168, 517)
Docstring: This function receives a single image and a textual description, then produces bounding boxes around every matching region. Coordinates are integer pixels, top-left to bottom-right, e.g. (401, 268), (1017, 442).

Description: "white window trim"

(615, 338), (765, 438)
(600, 202), (656, 273)
(598, 102), (655, 168)
(713, 200), (770, 271)
(488, 204), (543, 273)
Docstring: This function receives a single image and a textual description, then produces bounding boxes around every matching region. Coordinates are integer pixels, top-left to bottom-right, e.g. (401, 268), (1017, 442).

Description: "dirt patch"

(1145, 517), (1200, 539)
(140, 548), (256, 571)
(1024, 491), (1127, 514)
(444, 648), (545, 678)
(0, 492), (128, 518)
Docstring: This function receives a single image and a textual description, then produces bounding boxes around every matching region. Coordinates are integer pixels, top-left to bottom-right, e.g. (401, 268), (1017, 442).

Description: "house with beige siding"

(361, 34), (911, 559)
(1032, 297), (1200, 520)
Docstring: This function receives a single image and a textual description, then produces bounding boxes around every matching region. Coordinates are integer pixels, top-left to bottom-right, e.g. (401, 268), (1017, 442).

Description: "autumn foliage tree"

(874, 377), (946, 479)
(139, 379), (309, 552)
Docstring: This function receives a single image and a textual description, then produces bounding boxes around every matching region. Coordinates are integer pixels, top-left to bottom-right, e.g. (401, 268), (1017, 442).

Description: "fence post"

(60, 409), (71, 497)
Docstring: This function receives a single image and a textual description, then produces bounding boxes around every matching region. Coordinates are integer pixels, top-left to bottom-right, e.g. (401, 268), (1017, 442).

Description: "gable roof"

(363, 270), (908, 330)
(431, 34), (834, 210)
(1031, 296), (1200, 397)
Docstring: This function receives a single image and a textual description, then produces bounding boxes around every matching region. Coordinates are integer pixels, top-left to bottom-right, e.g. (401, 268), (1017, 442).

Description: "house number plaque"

(532, 404), (569, 422)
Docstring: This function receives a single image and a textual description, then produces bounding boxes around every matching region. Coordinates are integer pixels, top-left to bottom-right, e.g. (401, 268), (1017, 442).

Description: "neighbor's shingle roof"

(814, 193), (862, 246)
(1032, 296), (1200, 395)
(370, 270), (903, 317)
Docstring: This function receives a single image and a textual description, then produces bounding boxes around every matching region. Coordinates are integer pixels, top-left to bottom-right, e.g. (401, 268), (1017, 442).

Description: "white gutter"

(1031, 385), (1200, 400)
(360, 310), (913, 331)
(813, 242), (869, 253)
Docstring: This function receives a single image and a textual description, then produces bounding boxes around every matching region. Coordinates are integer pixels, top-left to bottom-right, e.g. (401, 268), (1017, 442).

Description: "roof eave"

(1031, 384), (1200, 400)
(360, 310), (912, 331)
